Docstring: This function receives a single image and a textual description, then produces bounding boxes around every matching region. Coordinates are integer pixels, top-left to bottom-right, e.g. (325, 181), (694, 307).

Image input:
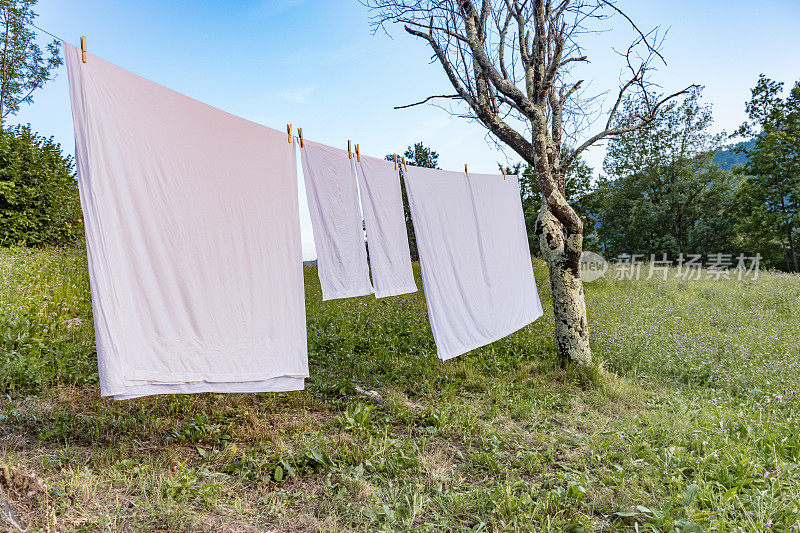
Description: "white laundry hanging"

(467, 171), (543, 341)
(355, 155), (417, 298)
(64, 41), (308, 399)
(300, 140), (374, 300)
(403, 166), (542, 360)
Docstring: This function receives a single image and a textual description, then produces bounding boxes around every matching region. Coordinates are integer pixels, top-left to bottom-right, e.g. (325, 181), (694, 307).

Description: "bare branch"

(394, 94), (461, 109)
(397, 17), (471, 43)
(404, 25), (477, 108)
(563, 84), (699, 169)
(559, 55), (587, 68)
(497, 11), (513, 80)
(604, 74), (640, 130)
(597, 0), (666, 65)
(560, 80), (583, 105)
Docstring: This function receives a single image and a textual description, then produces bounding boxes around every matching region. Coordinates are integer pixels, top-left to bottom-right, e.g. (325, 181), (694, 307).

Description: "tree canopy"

(0, 0), (61, 124)
(733, 75), (800, 272)
(0, 125), (82, 246)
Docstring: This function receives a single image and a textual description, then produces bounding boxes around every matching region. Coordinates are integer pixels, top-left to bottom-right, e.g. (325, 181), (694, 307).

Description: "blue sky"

(11, 0), (800, 259)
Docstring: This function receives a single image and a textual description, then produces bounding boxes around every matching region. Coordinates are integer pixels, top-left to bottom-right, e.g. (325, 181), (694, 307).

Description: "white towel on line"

(467, 171), (543, 338)
(403, 166), (542, 360)
(355, 155), (417, 298)
(300, 140), (374, 300)
(64, 42), (308, 399)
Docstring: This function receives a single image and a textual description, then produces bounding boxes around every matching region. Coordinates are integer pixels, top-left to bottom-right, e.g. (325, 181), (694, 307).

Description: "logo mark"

(580, 251), (608, 282)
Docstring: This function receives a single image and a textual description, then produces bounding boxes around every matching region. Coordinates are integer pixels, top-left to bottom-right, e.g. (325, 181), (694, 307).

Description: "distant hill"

(713, 139), (754, 169)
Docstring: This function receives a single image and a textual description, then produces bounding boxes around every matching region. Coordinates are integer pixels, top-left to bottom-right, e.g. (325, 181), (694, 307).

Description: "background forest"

(2, 43), (798, 274)
(508, 81), (800, 272)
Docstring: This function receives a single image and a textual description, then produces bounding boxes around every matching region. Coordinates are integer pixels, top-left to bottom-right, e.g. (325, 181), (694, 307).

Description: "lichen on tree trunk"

(536, 205), (592, 367)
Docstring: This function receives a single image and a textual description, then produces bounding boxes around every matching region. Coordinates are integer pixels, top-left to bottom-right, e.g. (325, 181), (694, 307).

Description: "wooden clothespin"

(393, 154), (398, 171)
(502, 169), (506, 181)
(287, 123), (292, 144)
(464, 163), (469, 178)
(355, 144), (360, 162)
(347, 140), (352, 159)
(402, 156), (408, 172)
(80, 36), (87, 63)
(298, 127), (304, 148)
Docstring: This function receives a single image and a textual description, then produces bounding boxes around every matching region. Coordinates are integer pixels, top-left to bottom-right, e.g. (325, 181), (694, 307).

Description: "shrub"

(0, 125), (82, 246)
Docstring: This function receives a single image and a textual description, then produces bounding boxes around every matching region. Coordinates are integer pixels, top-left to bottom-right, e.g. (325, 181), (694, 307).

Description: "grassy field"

(1, 246), (799, 532)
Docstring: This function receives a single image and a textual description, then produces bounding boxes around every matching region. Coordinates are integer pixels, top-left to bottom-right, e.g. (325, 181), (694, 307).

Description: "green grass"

(1, 246), (799, 532)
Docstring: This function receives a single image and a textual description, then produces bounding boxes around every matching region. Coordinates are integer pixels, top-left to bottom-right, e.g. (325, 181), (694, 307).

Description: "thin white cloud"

(283, 42), (366, 67)
(279, 86), (315, 104)
(407, 114), (454, 141)
(325, 43), (366, 65)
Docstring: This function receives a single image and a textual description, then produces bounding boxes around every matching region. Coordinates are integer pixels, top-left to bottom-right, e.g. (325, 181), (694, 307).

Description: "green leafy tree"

(730, 178), (787, 269)
(734, 75), (800, 272)
(0, 125), (82, 245)
(402, 142), (439, 169)
(385, 142), (439, 261)
(0, 0), (62, 125)
(598, 88), (737, 258)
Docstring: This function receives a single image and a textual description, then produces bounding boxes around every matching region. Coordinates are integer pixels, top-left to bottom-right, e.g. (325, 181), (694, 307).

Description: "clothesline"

(287, 125), (409, 174)
(288, 125), (507, 180)
(31, 22), (67, 42)
(35, 28), (509, 179)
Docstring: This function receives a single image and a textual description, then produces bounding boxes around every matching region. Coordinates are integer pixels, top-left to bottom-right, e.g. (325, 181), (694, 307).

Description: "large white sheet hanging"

(64, 42), (308, 399)
(403, 166), (542, 360)
(355, 155), (417, 298)
(467, 172), (543, 339)
(301, 140), (374, 300)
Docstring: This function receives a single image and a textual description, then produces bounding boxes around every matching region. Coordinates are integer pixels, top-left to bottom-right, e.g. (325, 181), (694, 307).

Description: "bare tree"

(366, 0), (694, 367)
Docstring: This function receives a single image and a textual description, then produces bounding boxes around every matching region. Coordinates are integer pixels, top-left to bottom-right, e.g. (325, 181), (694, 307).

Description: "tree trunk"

(781, 197), (798, 272)
(0, 9), (9, 127)
(787, 228), (799, 273)
(536, 205), (592, 367)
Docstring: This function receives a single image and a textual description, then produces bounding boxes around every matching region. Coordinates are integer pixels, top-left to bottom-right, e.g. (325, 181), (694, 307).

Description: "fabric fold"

(300, 140), (374, 300)
(356, 155), (417, 298)
(64, 42), (308, 398)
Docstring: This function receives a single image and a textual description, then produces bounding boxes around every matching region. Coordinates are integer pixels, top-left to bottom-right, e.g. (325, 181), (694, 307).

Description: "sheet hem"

(436, 310), (543, 361)
(374, 285), (418, 299)
(321, 287), (375, 300)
